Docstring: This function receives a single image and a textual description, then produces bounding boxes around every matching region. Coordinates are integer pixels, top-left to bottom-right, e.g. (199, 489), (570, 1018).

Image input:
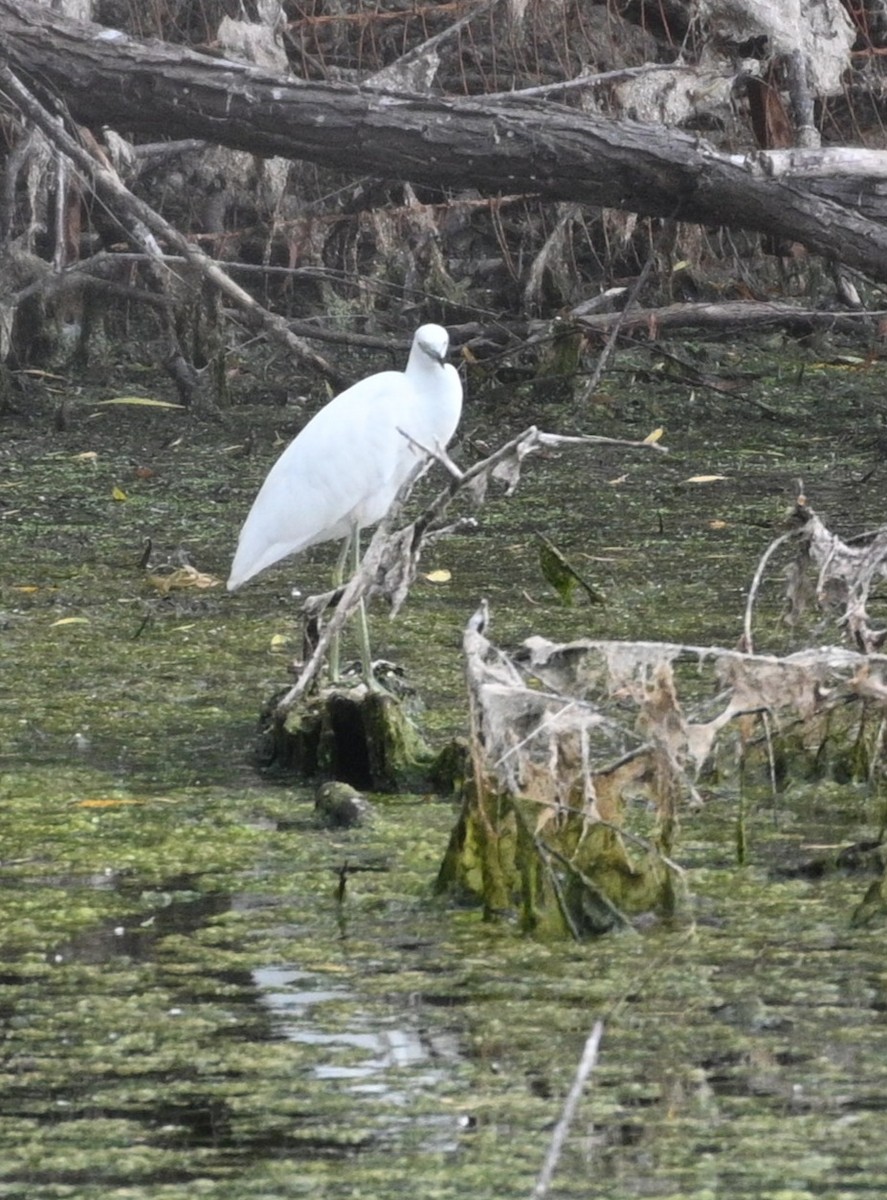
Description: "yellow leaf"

(535, 804), (559, 833)
(811, 356), (865, 369)
(96, 396), (183, 408)
(112, 485), (128, 501)
(72, 451), (98, 462)
(73, 797), (144, 808)
(709, 519), (728, 530)
(51, 616), (90, 627)
(270, 633), (289, 649)
(643, 427), (665, 444)
(607, 474), (628, 486)
(11, 585), (40, 593)
(424, 569), (452, 583)
(684, 474), (728, 484)
(147, 566), (220, 595)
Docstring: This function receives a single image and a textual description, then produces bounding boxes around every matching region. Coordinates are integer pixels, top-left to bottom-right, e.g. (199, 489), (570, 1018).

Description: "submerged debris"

(315, 781), (371, 828)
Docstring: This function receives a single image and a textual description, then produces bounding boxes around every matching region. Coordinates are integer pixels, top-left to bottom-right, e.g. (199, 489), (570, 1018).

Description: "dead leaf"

(51, 616), (90, 627)
(534, 802), (559, 833)
(538, 533), (604, 606)
(72, 797), (145, 808)
(147, 565), (221, 595)
(643, 427), (665, 444)
(112, 485), (128, 501)
(684, 474), (728, 484)
(424, 569), (452, 583)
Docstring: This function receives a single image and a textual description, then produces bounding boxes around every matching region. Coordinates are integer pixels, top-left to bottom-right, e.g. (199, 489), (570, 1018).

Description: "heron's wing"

(227, 371), (413, 588)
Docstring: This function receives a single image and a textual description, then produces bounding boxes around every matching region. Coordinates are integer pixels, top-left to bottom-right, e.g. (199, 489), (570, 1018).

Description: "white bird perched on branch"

(227, 323), (463, 683)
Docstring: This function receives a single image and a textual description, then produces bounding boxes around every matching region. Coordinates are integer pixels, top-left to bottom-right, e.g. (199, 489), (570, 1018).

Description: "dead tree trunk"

(6, 0), (887, 281)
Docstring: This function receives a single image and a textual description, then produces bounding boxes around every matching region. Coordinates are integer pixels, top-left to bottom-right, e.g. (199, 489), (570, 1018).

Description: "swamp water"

(2, 347), (887, 1198)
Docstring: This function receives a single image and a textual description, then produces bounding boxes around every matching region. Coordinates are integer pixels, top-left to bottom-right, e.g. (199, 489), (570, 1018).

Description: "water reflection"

(51, 886), (233, 965)
(255, 965), (463, 1092)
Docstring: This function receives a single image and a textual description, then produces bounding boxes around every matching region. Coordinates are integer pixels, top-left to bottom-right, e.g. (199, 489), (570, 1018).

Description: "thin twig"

(742, 529), (795, 653)
(366, 0), (501, 87)
(539, 843), (635, 932)
(488, 63), (721, 102)
(396, 428), (466, 480)
(578, 236), (659, 403)
(532, 1022), (605, 1200)
(532, 836), (584, 943)
(492, 701), (578, 768)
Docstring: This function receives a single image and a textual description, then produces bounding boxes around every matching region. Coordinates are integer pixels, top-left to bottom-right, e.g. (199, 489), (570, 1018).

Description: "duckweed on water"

(3, 350), (887, 1196)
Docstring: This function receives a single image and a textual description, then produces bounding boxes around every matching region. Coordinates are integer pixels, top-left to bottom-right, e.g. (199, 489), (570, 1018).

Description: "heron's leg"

(351, 529), (376, 685)
(328, 533), (352, 682)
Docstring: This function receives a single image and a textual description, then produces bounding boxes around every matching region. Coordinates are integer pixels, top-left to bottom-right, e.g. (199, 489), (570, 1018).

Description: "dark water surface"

(3, 347), (887, 1197)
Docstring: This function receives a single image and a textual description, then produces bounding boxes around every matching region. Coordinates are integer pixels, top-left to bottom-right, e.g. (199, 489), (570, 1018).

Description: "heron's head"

(415, 324), (450, 366)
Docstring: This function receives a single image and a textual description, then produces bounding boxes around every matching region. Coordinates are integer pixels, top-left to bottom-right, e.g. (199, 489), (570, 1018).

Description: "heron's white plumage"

(227, 324), (462, 591)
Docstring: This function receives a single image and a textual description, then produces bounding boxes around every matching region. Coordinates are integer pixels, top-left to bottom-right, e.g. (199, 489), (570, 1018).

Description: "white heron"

(227, 323), (463, 683)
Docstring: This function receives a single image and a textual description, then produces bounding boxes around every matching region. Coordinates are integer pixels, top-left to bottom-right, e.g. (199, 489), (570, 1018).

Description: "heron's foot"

(329, 658), (406, 698)
(363, 675), (395, 698)
(365, 659), (409, 698)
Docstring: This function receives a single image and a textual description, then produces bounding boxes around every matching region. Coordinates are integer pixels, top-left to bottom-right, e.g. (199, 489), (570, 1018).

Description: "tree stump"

(255, 683), (435, 792)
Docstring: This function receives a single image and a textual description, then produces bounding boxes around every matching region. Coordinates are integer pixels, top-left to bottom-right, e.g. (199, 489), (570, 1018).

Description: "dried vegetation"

(444, 495), (887, 936)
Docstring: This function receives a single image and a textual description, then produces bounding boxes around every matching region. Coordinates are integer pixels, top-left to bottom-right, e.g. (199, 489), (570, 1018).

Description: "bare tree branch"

(6, 0), (887, 280)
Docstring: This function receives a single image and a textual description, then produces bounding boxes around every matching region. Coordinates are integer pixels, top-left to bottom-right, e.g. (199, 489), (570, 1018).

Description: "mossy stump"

(435, 773), (676, 939)
(256, 683), (434, 792)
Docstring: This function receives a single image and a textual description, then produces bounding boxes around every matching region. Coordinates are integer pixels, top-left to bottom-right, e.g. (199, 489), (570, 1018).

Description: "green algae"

(3, 346), (887, 1196)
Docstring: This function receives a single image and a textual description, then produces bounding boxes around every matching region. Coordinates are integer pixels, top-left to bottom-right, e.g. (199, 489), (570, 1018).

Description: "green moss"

(3, 350), (887, 1198)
